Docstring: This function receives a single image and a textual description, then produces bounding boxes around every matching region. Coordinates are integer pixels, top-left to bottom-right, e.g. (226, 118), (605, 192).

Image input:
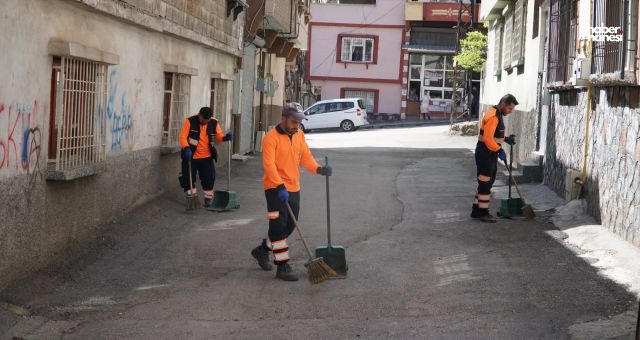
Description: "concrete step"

(518, 159), (543, 183)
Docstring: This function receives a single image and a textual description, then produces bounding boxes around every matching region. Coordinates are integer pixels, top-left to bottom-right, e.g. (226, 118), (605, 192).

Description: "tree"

(454, 31), (488, 73)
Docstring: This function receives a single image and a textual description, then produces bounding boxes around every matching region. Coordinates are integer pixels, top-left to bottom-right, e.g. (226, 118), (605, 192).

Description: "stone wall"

(544, 88), (640, 246)
(72, 0), (243, 55)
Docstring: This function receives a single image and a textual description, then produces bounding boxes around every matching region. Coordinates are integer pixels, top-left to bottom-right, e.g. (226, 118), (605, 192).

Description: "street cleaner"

(251, 102), (333, 281)
(179, 107), (233, 208)
(471, 94), (518, 223)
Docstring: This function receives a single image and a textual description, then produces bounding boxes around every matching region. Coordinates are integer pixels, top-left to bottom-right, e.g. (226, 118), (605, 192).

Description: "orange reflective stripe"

(268, 211), (280, 220)
(478, 175), (492, 182)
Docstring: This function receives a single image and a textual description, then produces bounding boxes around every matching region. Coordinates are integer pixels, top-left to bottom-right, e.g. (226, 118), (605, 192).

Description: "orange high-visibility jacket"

(478, 106), (505, 152)
(262, 125), (320, 192)
(179, 116), (224, 159)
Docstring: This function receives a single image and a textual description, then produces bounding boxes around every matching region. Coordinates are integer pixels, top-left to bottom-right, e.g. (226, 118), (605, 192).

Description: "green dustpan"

(315, 156), (347, 278)
(208, 141), (240, 212)
(499, 197), (524, 218)
(499, 138), (522, 218)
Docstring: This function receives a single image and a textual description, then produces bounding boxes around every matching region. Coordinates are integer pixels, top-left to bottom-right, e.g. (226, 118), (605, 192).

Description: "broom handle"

(505, 160), (527, 205)
(188, 155), (194, 193)
(227, 140), (231, 191)
(509, 141), (513, 199)
(325, 156), (332, 247)
(286, 203), (315, 259)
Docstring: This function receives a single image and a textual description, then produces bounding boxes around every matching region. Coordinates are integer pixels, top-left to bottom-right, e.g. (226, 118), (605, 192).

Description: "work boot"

(204, 198), (213, 209)
(470, 204), (483, 218)
(251, 241), (273, 271)
(478, 213), (498, 223)
(275, 263), (299, 281)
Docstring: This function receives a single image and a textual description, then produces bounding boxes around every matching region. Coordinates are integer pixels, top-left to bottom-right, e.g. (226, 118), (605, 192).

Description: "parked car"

(301, 98), (369, 132)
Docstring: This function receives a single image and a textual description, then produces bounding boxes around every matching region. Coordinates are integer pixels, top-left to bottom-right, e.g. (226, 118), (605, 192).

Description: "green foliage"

(454, 31), (488, 73)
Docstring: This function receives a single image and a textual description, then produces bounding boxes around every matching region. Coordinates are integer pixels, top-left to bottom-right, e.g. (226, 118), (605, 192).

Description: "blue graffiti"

(105, 69), (134, 150)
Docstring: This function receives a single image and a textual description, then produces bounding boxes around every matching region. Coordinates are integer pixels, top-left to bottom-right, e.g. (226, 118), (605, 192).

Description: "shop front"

(406, 53), (464, 119)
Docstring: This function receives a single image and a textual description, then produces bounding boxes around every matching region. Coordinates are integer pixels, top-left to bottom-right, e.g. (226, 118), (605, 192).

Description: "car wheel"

(340, 120), (354, 132)
(300, 124), (310, 133)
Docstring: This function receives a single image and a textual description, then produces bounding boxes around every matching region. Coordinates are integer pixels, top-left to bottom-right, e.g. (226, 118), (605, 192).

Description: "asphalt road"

(0, 127), (636, 339)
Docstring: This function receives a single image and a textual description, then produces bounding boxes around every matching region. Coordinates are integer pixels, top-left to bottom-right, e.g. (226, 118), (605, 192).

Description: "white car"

(301, 98), (369, 132)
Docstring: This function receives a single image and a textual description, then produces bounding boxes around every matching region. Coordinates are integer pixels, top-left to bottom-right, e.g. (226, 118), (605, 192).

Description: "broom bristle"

(522, 204), (535, 220)
(305, 258), (337, 284)
(186, 194), (200, 210)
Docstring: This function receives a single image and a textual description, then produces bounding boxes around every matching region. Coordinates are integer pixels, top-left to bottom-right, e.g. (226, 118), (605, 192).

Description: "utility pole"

(450, 0), (476, 125)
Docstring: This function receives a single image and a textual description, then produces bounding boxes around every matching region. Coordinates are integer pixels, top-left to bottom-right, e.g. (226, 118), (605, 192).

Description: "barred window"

(547, 0), (578, 83)
(162, 73), (191, 146)
(49, 57), (107, 170)
(343, 89), (376, 113)
(592, 0), (630, 75)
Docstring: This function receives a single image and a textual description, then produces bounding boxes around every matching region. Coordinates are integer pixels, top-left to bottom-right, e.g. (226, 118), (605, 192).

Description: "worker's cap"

(199, 107), (213, 119)
(282, 102), (306, 120)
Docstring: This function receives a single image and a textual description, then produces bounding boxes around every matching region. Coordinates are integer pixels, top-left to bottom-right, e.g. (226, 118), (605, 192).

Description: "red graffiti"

(0, 100), (42, 174)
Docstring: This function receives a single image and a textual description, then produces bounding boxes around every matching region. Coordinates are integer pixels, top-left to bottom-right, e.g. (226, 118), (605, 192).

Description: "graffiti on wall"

(0, 101), (43, 182)
(101, 69), (136, 151)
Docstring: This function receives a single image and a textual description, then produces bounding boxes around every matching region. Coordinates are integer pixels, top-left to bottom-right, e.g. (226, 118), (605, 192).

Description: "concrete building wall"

(310, 1), (404, 25)
(544, 88), (640, 247)
(308, 25), (404, 81)
(316, 81), (402, 115)
(480, 0), (544, 164)
(0, 0), (240, 292)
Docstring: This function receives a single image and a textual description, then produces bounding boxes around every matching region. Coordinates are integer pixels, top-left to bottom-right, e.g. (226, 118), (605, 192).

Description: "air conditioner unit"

(569, 58), (591, 86)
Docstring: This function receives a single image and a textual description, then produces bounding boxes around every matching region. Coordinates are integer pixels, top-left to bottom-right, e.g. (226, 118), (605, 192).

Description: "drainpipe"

(621, 0), (629, 79)
(578, 0), (595, 197)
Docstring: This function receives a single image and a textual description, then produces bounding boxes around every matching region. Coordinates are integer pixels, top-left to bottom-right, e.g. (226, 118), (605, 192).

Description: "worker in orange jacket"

(471, 94), (518, 223)
(251, 102), (332, 281)
(179, 107), (233, 208)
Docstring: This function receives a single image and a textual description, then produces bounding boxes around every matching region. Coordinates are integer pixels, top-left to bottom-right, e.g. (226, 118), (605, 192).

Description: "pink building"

(307, 0), (405, 118)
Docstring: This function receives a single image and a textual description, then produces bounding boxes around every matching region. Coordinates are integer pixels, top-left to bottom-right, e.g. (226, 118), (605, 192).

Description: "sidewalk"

(361, 117), (451, 130)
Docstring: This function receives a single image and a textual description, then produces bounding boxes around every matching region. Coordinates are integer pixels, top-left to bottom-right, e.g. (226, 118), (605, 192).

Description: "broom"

(504, 160), (535, 220)
(286, 203), (336, 284)
(186, 158), (200, 210)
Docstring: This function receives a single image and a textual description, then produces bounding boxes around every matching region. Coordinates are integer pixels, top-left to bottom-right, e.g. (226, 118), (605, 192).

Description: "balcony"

(264, 0), (294, 32)
(406, 1), (482, 22)
(479, 0), (510, 21)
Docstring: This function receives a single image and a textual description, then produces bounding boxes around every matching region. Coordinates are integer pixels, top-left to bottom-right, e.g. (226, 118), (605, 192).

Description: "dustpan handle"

(325, 156), (331, 247)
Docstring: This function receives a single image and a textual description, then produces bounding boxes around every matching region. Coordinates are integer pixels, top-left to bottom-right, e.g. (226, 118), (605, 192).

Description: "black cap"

(199, 107), (213, 119)
(282, 102), (305, 120)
